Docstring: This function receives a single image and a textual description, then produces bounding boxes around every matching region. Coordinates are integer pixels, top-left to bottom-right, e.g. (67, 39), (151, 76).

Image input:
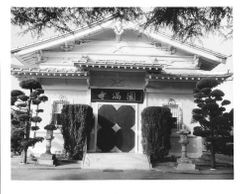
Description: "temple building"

(11, 16), (232, 168)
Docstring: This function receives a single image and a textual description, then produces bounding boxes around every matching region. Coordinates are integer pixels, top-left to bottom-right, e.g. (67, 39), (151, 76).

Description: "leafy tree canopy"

(11, 7), (232, 41)
(145, 7), (232, 41)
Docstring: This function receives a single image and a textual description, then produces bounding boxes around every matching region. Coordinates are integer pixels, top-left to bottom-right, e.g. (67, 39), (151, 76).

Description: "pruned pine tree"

(11, 79), (48, 163)
(192, 78), (233, 169)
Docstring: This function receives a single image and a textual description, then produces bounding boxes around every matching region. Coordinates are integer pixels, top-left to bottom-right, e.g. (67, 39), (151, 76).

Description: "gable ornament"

(113, 19), (125, 42)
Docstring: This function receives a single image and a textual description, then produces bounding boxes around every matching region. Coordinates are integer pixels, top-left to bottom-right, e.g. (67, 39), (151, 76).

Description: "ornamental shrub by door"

(61, 104), (94, 160)
(141, 106), (174, 163)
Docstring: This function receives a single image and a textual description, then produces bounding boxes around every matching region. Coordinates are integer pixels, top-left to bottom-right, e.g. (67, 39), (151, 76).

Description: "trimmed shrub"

(36, 109), (44, 113)
(19, 79), (42, 90)
(196, 78), (219, 90)
(44, 124), (57, 131)
(11, 128), (25, 154)
(31, 126), (40, 131)
(39, 95), (48, 102)
(32, 99), (41, 105)
(192, 78), (233, 168)
(18, 94), (29, 101)
(141, 106), (174, 162)
(61, 104), (94, 160)
(11, 90), (24, 97)
(31, 116), (42, 123)
(36, 88), (44, 95)
(11, 79), (46, 163)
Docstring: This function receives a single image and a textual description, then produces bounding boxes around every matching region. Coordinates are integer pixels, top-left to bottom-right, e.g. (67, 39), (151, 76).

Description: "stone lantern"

(176, 126), (196, 170)
(45, 128), (54, 154)
(38, 124), (57, 166)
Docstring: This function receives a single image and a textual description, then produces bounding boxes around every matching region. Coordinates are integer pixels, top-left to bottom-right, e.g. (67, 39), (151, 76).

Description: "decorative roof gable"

(11, 16), (232, 81)
(12, 16), (227, 64)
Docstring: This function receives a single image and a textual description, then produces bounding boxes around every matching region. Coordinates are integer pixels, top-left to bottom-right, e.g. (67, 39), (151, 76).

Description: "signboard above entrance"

(91, 89), (144, 103)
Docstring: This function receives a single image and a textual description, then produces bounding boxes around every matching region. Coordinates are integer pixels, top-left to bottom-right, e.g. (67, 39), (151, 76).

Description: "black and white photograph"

(2, 1), (249, 193)
(10, 6), (234, 179)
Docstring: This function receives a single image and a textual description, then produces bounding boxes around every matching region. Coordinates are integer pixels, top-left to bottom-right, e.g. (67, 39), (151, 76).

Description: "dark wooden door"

(97, 104), (136, 153)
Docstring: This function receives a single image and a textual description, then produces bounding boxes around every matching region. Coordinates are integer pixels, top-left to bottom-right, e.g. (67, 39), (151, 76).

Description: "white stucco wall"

(146, 82), (202, 158)
(12, 75), (203, 158)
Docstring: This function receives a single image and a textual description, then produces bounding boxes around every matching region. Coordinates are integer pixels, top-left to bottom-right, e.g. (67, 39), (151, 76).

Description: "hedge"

(141, 106), (174, 162)
(61, 104), (94, 160)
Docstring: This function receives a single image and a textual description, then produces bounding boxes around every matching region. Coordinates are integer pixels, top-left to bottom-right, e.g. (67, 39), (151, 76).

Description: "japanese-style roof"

(155, 31), (227, 60)
(11, 65), (232, 82)
(11, 16), (227, 64)
(11, 15), (233, 83)
(147, 69), (232, 82)
(11, 15), (115, 54)
(11, 66), (88, 78)
(74, 59), (162, 71)
(147, 73), (232, 81)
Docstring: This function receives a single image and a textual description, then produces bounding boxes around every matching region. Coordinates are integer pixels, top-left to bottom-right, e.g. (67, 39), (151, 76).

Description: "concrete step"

(82, 153), (151, 170)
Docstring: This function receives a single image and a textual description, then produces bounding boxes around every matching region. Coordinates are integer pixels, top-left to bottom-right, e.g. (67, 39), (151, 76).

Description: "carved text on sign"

(91, 89), (144, 103)
(112, 92), (121, 100)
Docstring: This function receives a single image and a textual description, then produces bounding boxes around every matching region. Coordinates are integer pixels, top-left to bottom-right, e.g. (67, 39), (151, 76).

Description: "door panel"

(97, 104), (136, 153)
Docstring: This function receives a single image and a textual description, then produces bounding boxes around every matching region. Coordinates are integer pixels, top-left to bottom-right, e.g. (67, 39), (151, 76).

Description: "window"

(51, 98), (69, 126)
(163, 98), (183, 131)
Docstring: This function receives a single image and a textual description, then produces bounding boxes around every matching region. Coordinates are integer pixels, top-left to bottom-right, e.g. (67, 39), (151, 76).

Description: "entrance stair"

(82, 153), (151, 170)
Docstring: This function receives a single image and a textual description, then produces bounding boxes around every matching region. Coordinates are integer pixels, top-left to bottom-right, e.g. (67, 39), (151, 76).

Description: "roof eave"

(143, 30), (227, 63)
(11, 15), (116, 55)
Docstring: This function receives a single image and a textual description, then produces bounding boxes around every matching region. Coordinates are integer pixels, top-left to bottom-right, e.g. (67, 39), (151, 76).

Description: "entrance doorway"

(96, 103), (137, 153)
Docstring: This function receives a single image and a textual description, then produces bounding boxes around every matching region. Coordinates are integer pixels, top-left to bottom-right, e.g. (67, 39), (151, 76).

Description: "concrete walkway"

(11, 157), (233, 180)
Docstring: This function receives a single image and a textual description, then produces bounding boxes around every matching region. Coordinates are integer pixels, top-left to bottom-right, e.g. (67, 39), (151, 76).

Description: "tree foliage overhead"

(11, 7), (142, 36)
(146, 7), (232, 40)
(11, 7), (232, 41)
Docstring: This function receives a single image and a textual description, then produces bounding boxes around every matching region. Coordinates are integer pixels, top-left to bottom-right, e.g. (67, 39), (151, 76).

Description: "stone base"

(177, 157), (193, 164)
(200, 152), (211, 161)
(195, 152), (212, 166)
(37, 153), (56, 166)
(176, 163), (196, 171)
(176, 157), (196, 171)
(82, 153), (151, 170)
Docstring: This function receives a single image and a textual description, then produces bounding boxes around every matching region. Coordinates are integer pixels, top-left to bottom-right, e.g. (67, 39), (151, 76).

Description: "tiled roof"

(147, 71), (233, 81)
(11, 67), (88, 78)
(11, 65), (232, 82)
(74, 59), (163, 71)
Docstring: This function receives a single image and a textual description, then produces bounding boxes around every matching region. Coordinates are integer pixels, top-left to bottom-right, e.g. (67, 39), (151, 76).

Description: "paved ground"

(12, 168), (233, 180)
(11, 157), (233, 180)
